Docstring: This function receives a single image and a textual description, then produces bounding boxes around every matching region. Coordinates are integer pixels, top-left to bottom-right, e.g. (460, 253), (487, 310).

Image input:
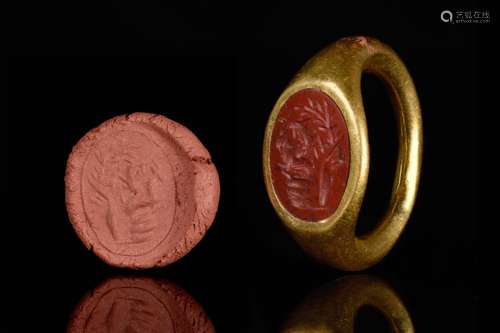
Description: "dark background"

(6, 0), (484, 332)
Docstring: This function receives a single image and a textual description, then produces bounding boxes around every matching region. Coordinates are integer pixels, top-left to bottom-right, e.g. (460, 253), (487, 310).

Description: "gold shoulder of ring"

(263, 36), (423, 271)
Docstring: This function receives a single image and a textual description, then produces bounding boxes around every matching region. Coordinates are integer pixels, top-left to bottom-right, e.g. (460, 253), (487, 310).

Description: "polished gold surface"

(281, 275), (414, 333)
(263, 36), (422, 270)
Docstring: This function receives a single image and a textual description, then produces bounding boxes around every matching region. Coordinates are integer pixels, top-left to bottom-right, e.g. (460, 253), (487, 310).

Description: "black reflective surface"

(6, 1), (482, 332)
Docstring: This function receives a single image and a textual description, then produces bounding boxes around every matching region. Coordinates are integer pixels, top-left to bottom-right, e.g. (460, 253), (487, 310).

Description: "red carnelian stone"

(270, 89), (350, 221)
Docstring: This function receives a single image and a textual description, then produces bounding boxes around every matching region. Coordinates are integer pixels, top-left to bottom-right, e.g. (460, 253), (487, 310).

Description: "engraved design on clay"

(83, 130), (172, 248)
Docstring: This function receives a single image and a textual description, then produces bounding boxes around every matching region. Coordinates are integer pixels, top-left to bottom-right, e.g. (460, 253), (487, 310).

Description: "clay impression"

(65, 113), (220, 268)
(270, 89), (350, 221)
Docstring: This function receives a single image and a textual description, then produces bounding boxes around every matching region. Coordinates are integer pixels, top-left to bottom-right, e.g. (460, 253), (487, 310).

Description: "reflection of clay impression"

(67, 277), (216, 333)
(270, 89), (350, 221)
(65, 113), (220, 268)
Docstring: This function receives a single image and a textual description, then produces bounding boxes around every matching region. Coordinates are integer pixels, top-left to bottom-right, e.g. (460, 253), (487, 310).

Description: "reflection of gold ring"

(263, 36), (422, 270)
(282, 275), (414, 333)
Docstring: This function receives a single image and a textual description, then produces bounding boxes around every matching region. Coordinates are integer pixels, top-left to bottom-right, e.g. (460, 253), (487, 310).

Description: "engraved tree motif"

(275, 97), (346, 211)
(86, 139), (163, 244)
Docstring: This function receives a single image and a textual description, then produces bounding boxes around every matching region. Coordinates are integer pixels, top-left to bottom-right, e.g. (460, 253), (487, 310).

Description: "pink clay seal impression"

(65, 113), (220, 269)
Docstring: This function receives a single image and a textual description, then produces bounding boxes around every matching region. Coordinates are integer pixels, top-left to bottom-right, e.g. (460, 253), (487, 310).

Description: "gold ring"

(263, 36), (422, 270)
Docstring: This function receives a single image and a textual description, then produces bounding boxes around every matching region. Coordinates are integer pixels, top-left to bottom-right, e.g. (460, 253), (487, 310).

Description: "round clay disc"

(67, 277), (215, 333)
(65, 113), (220, 269)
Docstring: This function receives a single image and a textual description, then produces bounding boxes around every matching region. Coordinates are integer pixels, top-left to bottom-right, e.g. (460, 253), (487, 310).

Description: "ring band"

(263, 36), (422, 270)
